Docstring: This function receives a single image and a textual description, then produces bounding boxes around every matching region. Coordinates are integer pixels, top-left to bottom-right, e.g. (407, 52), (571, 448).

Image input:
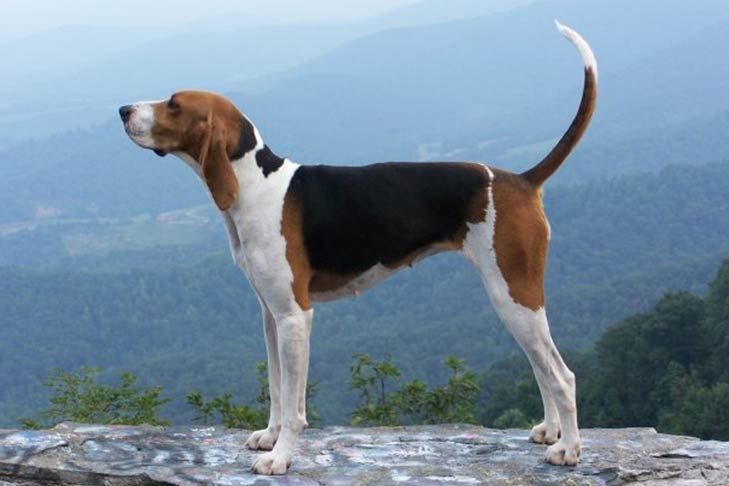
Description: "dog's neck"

(173, 115), (286, 181)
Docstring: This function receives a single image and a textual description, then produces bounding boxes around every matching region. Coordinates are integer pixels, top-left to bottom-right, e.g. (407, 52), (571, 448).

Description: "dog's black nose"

(119, 105), (133, 122)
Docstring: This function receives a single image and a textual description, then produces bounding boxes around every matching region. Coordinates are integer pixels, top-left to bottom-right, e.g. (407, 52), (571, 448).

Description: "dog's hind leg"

(246, 300), (282, 451)
(493, 304), (579, 465)
(463, 173), (580, 466)
(529, 362), (561, 445)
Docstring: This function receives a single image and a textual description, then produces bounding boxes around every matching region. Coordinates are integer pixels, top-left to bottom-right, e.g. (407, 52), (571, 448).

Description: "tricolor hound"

(120, 21), (597, 475)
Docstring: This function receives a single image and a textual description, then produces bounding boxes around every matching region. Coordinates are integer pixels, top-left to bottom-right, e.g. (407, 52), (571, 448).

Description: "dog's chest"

(225, 158), (299, 294)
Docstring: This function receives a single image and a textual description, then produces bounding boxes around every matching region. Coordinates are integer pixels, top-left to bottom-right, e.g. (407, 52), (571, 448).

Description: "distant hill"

(2, 2), (728, 223)
(236, 0), (729, 167)
(0, 1), (533, 144)
(365, 0), (534, 29)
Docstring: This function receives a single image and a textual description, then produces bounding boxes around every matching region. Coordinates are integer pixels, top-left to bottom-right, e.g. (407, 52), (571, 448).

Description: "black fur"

(256, 146), (285, 178)
(230, 116), (258, 161)
(288, 162), (489, 275)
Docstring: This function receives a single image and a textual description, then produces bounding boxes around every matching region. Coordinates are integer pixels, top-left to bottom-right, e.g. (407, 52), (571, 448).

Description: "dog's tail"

(521, 21), (598, 187)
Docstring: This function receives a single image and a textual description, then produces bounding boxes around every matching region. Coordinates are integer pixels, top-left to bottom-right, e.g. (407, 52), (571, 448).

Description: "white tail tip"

(554, 19), (598, 81)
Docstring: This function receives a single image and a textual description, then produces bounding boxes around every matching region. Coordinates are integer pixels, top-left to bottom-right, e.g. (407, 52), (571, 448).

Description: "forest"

(19, 258), (729, 441)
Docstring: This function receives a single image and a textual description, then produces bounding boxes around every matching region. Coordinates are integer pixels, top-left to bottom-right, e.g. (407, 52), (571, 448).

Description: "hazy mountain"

(2, 1), (729, 224)
(0, 24), (359, 143)
(0, 1), (533, 145)
(233, 0), (729, 170)
(368, 0), (535, 29)
(0, 26), (166, 92)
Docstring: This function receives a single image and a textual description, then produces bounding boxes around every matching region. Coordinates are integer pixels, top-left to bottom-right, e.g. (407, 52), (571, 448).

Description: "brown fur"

(491, 170), (549, 310)
(281, 191), (313, 310)
(149, 91), (246, 210)
(521, 67), (597, 186)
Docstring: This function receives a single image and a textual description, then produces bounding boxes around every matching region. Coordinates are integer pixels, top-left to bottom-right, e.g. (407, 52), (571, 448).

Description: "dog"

(119, 21), (596, 475)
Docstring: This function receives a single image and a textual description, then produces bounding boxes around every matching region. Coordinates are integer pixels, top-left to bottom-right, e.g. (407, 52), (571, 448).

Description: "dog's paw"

(545, 438), (581, 466)
(245, 425), (281, 450)
(251, 450), (291, 475)
(529, 421), (560, 445)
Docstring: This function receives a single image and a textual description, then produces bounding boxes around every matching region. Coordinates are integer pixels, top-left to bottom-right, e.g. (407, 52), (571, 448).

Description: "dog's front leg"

(251, 309), (312, 475)
(246, 302), (282, 450)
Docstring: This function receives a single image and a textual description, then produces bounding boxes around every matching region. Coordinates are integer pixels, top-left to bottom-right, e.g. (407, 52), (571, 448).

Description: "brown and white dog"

(120, 21), (597, 475)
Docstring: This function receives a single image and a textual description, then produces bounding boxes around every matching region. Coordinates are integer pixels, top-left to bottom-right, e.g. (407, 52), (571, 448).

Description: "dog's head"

(119, 91), (257, 210)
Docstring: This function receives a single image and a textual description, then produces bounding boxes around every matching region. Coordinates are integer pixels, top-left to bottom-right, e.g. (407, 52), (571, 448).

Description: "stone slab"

(1, 423), (728, 485)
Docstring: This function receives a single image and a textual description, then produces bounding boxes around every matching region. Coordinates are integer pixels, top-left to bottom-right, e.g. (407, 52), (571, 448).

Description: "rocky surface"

(1, 423), (728, 485)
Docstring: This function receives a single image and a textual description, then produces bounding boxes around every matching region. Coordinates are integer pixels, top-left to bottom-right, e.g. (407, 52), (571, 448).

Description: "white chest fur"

(224, 154), (301, 314)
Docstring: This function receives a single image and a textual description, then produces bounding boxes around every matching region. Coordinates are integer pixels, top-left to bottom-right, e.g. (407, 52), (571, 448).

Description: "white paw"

(529, 421), (560, 445)
(245, 426), (281, 450)
(545, 438), (581, 466)
(251, 450), (291, 475)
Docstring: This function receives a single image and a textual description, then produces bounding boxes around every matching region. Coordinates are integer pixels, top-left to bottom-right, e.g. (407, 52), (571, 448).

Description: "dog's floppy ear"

(199, 111), (239, 211)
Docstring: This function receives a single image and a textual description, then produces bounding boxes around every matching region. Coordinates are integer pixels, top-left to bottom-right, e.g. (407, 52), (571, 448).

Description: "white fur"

(462, 165), (580, 465)
(555, 20), (598, 81)
(123, 101), (161, 149)
(245, 302), (282, 452)
(173, 151), (203, 177)
(225, 155), (300, 316)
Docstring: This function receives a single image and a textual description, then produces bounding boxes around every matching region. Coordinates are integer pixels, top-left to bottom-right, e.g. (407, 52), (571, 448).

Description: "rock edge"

(1, 423), (728, 485)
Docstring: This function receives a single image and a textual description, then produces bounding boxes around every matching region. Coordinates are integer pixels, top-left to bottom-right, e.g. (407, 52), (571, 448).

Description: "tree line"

(22, 259), (729, 440)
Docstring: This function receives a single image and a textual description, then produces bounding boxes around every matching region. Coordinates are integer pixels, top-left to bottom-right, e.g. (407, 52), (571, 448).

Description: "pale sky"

(0, 0), (421, 36)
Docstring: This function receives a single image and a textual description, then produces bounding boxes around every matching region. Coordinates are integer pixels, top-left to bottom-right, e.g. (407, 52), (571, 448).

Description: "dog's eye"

(167, 98), (179, 110)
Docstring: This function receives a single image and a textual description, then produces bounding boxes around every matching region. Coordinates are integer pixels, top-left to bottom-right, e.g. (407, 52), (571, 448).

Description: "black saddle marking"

(287, 162), (489, 275)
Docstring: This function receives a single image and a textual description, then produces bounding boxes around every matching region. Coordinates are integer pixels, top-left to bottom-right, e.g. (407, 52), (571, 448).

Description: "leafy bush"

(349, 354), (479, 426)
(187, 361), (319, 429)
(20, 367), (169, 429)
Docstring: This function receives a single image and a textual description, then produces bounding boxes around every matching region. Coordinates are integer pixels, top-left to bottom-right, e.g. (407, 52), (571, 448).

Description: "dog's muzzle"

(119, 103), (163, 155)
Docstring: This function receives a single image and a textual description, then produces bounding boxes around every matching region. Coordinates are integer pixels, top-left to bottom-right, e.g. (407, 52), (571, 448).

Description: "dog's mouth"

(123, 124), (146, 139)
(123, 124), (163, 155)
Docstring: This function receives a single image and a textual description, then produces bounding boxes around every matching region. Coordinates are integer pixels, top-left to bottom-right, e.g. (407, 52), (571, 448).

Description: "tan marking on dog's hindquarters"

(491, 170), (549, 311)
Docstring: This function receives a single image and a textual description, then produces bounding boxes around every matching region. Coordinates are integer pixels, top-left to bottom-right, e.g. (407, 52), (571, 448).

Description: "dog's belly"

(308, 246), (447, 302)
(309, 264), (394, 302)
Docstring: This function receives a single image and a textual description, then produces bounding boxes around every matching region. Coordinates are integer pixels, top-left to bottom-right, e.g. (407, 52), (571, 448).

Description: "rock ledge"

(1, 423), (728, 485)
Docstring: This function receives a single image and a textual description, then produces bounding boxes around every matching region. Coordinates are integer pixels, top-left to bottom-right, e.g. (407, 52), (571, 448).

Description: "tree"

(704, 260), (729, 382)
(657, 364), (729, 440)
(422, 356), (479, 425)
(20, 367), (170, 429)
(349, 353), (402, 426)
(587, 292), (705, 427)
(186, 391), (267, 429)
